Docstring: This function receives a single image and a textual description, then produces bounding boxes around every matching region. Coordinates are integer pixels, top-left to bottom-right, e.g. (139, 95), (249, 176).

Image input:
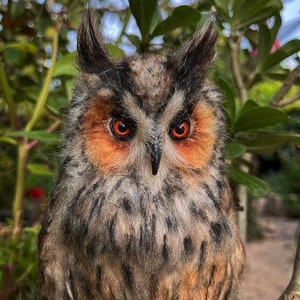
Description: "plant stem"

(12, 25), (60, 238)
(272, 63), (300, 106)
(27, 119), (61, 150)
(5, 140), (28, 298)
(12, 140), (28, 241)
(228, 30), (249, 241)
(276, 91), (300, 107)
(25, 24), (60, 132)
(228, 32), (248, 104)
(0, 59), (20, 130)
(117, 8), (131, 45)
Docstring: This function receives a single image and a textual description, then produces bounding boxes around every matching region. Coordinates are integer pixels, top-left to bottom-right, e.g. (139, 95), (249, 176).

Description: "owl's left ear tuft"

(173, 21), (217, 81)
(77, 8), (114, 74)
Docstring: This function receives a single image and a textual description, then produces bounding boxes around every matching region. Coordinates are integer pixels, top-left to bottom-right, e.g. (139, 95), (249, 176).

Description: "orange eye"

(110, 117), (135, 141)
(169, 121), (190, 140)
(114, 119), (130, 136)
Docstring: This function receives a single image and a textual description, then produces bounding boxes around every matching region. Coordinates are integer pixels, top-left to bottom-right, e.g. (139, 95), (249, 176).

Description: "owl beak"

(148, 140), (162, 176)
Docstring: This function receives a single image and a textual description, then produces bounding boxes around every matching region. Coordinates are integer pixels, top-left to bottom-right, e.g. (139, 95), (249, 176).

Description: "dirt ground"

(239, 217), (299, 300)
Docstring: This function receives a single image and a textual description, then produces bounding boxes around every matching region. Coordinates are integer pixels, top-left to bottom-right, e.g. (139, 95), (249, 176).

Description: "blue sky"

(106, 0), (300, 42)
(66, 0), (300, 55)
(170, 0), (300, 44)
(279, 0), (300, 43)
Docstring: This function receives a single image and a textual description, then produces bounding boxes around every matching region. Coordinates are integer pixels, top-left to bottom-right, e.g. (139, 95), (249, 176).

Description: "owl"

(37, 8), (244, 300)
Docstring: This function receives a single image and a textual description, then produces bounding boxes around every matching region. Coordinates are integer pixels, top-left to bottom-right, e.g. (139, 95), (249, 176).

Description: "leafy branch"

(0, 18), (61, 298)
(276, 91), (300, 107)
(25, 24), (60, 132)
(11, 23), (60, 241)
(272, 63), (300, 106)
(228, 31), (248, 104)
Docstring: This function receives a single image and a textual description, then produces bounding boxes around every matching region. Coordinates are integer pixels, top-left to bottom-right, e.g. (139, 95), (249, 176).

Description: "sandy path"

(239, 217), (299, 300)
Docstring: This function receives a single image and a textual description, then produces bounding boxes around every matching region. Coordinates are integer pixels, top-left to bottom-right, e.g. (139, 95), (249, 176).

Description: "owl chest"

(58, 182), (243, 298)
(59, 200), (243, 300)
(61, 180), (230, 263)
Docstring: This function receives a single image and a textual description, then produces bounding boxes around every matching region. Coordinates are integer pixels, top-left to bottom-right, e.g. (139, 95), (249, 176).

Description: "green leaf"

(11, 0), (26, 19)
(255, 14), (282, 70)
(212, 0), (230, 22)
(235, 131), (300, 154)
(0, 136), (17, 145)
(256, 24), (272, 69)
(197, 2), (214, 13)
(106, 44), (125, 60)
(129, 0), (157, 39)
(126, 34), (141, 47)
(152, 6), (201, 36)
(53, 52), (78, 77)
(227, 165), (271, 197)
(266, 71), (300, 85)
(225, 143), (247, 159)
(27, 163), (54, 176)
(5, 131), (61, 143)
(259, 39), (300, 72)
(46, 95), (70, 115)
(238, 100), (259, 114)
(216, 78), (236, 126)
(269, 13), (282, 45)
(24, 226), (40, 235)
(233, 105), (288, 133)
(65, 79), (74, 103)
(231, 0), (282, 31)
(2, 48), (26, 67)
(1, 42), (37, 54)
(149, 5), (163, 35)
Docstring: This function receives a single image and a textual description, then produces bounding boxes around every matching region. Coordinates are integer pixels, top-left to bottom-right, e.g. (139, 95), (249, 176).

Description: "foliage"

(0, 1), (80, 298)
(261, 110), (300, 216)
(0, 0), (300, 298)
(266, 152), (300, 208)
(0, 226), (39, 299)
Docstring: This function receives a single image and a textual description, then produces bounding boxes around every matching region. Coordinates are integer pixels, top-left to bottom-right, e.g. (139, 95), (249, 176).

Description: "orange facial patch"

(174, 102), (217, 170)
(82, 91), (129, 174)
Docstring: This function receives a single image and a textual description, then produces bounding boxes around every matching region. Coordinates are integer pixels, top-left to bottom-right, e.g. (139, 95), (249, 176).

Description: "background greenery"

(0, 0), (300, 298)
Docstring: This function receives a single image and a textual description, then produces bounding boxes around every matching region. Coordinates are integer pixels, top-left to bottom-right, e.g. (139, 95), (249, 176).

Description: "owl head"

(62, 9), (225, 189)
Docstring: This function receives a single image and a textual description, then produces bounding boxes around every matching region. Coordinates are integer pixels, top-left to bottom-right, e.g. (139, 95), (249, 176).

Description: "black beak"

(148, 139), (162, 176)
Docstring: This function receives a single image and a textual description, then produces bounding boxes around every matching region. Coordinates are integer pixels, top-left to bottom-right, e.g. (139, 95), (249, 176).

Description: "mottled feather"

(37, 8), (244, 300)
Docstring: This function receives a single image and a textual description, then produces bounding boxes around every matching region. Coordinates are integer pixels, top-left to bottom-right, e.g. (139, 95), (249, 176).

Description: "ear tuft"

(173, 21), (217, 82)
(77, 9), (114, 74)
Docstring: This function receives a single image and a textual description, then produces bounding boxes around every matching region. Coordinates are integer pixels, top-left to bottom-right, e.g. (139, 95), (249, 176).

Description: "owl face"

(69, 10), (225, 190)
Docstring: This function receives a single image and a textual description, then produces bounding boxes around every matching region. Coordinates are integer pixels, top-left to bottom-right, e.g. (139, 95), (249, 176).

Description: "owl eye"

(169, 120), (190, 141)
(110, 117), (135, 141)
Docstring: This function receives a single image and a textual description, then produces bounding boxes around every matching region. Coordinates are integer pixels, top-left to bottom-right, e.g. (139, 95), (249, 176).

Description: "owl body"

(38, 9), (244, 299)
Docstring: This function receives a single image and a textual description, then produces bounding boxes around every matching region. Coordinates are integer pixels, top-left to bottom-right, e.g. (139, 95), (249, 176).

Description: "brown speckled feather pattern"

(37, 9), (244, 300)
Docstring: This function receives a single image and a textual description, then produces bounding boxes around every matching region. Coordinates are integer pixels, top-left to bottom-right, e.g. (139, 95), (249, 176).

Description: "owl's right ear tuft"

(172, 21), (217, 83)
(77, 9), (114, 74)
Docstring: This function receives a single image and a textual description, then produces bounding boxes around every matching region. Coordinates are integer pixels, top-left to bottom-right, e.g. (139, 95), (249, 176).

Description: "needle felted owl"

(38, 8), (244, 300)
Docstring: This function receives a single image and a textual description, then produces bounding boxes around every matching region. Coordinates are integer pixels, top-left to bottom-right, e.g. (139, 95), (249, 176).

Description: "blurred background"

(0, 0), (299, 298)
